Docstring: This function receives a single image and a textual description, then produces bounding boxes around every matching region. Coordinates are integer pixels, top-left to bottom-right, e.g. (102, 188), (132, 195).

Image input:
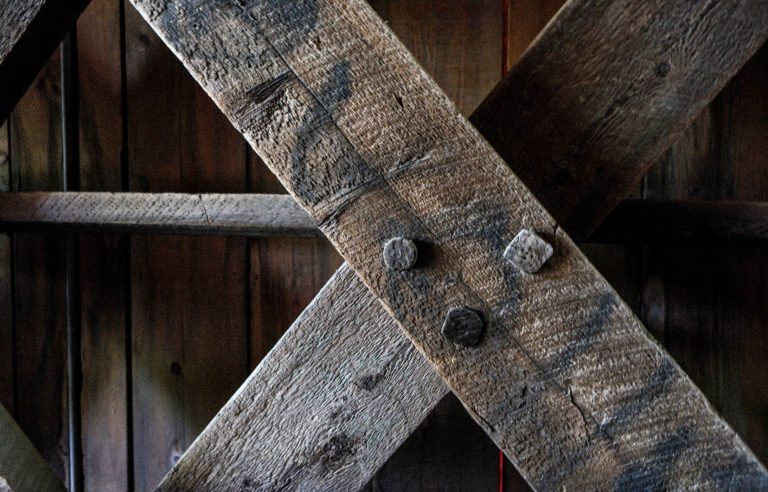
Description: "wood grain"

(76, 0), (131, 489)
(0, 123), (12, 413)
(7, 193), (768, 244)
(139, 0), (768, 489)
(365, 2), (508, 488)
(0, 404), (65, 492)
(0, 0), (90, 123)
(8, 48), (69, 482)
(0, 192), (320, 237)
(474, 0), (768, 240)
(124, 6), (250, 489)
(641, 41), (768, 464)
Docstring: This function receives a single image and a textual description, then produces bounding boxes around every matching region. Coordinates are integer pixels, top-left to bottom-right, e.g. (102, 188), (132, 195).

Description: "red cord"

(499, 450), (504, 492)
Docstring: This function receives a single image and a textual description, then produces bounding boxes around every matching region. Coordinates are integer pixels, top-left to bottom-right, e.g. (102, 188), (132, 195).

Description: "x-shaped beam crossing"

(1, 0), (768, 490)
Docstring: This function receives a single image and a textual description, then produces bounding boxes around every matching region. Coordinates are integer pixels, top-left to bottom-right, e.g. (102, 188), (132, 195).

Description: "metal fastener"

(504, 229), (553, 274)
(441, 307), (484, 347)
(383, 236), (418, 271)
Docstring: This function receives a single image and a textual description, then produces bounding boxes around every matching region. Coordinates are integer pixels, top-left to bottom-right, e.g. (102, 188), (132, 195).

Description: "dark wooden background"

(0, 0), (765, 490)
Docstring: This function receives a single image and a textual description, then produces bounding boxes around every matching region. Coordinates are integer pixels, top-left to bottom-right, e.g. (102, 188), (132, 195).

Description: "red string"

(498, 450), (504, 492)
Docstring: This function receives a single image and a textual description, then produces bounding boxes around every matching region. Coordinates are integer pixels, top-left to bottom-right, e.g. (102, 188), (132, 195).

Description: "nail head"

(441, 307), (484, 347)
(383, 236), (418, 271)
(504, 229), (553, 274)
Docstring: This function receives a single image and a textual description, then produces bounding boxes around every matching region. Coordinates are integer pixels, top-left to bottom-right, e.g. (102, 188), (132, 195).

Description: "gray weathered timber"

(0, 404), (65, 492)
(0, 192), (320, 237)
(0, 0), (90, 123)
(4, 192), (768, 243)
(164, 264), (446, 491)
(472, 0), (768, 240)
(138, 0), (768, 489)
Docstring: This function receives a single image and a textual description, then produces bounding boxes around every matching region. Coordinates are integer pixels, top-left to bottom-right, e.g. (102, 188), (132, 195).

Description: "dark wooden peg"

(383, 236), (418, 270)
(441, 307), (484, 347)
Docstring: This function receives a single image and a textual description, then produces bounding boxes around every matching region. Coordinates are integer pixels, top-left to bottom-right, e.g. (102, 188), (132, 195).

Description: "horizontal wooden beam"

(140, 0), (768, 490)
(0, 403), (65, 491)
(0, 0), (91, 123)
(589, 199), (768, 243)
(0, 192), (320, 237)
(3, 193), (768, 243)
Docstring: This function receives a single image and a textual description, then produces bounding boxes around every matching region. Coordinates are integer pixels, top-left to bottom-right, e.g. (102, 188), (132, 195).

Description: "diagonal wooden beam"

(472, 0), (768, 240)
(0, 403), (65, 491)
(139, 0), (768, 489)
(0, 0), (91, 124)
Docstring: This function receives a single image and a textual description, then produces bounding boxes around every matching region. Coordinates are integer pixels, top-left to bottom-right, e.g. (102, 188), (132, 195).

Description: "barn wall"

(0, 0), (766, 490)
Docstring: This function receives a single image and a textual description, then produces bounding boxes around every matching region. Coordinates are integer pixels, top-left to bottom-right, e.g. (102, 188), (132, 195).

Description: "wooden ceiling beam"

(4, 192), (768, 243)
(0, 404), (65, 492)
(135, 0), (768, 489)
(0, 192), (321, 237)
(0, 0), (91, 123)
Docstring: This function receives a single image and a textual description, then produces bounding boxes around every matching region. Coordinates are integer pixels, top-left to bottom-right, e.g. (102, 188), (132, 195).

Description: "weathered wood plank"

(0, 0), (90, 123)
(124, 5), (250, 488)
(141, 0), (768, 489)
(640, 41), (768, 464)
(0, 404), (66, 492)
(474, 0), (768, 240)
(76, 0), (132, 488)
(0, 192), (320, 237)
(365, 1), (509, 489)
(8, 192), (768, 243)
(9, 48), (69, 482)
(0, 122), (12, 413)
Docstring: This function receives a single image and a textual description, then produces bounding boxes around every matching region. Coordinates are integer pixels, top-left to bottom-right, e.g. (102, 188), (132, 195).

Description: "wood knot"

(655, 61), (671, 78)
(322, 434), (354, 468)
(357, 373), (382, 391)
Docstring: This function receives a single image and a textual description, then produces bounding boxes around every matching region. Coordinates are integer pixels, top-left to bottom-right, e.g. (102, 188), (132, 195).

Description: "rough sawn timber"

(473, 0), (768, 240)
(0, 404), (65, 492)
(0, 192), (320, 237)
(139, 0), (768, 489)
(3, 193), (767, 243)
(0, 0), (91, 123)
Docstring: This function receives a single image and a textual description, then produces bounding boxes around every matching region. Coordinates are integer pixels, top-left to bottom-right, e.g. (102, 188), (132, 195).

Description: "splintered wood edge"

(132, 0), (768, 489)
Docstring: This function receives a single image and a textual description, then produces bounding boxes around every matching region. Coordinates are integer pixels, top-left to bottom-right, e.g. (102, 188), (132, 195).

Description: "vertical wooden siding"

(0, 1), (765, 490)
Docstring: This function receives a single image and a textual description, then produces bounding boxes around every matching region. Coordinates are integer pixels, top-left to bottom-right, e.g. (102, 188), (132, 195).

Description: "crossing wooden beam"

(136, 0), (768, 489)
(0, 0), (91, 123)
(0, 404), (65, 492)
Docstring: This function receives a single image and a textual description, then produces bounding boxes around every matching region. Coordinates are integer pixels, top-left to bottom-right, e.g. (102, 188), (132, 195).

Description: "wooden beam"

(4, 193), (768, 243)
(473, 0), (768, 240)
(0, 404), (65, 491)
(138, 0), (768, 489)
(0, 192), (320, 237)
(589, 200), (768, 243)
(0, 0), (91, 123)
